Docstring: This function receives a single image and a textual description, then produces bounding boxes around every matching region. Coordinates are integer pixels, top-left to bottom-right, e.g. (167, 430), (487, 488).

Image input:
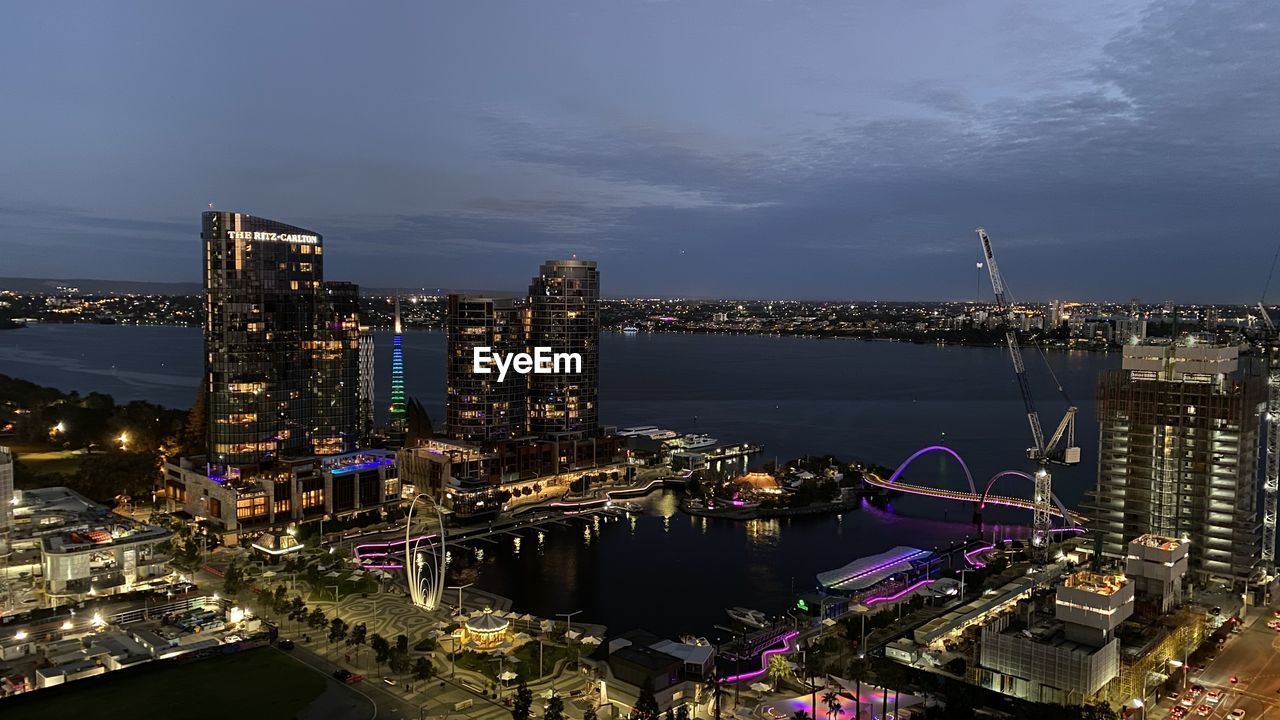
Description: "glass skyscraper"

(202, 211), (361, 468)
(445, 295), (527, 442)
(527, 259), (600, 438)
(311, 281), (361, 455)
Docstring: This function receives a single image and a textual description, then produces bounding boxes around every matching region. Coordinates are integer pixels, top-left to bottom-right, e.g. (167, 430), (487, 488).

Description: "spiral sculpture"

(405, 493), (446, 611)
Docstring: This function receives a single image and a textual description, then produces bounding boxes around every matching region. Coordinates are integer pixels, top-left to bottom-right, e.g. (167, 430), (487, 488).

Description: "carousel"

(464, 608), (511, 650)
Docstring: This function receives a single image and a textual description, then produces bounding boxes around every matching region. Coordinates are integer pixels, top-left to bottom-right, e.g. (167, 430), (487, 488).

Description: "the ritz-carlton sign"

(227, 230), (320, 245)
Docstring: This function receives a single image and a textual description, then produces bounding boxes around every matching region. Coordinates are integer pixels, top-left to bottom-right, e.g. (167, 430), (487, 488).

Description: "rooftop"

(1131, 534), (1184, 551)
(1060, 571), (1129, 596)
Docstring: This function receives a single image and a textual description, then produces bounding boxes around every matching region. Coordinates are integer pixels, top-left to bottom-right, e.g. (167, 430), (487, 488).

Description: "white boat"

(617, 425), (660, 437)
(681, 434), (717, 450)
(647, 430), (679, 440)
(622, 326), (639, 334)
(727, 607), (768, 628)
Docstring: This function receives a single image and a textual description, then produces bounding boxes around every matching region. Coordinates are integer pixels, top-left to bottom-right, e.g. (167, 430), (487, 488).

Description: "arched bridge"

(863, 445), (1087, 526)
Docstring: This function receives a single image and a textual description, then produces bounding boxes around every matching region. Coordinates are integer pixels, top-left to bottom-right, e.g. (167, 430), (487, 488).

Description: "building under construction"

(1084, 339), (1267, 586)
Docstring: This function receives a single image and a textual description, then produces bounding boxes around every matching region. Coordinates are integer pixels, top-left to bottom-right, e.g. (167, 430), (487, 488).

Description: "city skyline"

(3, 1), (1279, 302)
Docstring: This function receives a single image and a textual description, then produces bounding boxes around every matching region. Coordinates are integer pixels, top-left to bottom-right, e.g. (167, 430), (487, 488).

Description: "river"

(0, 324), (1117, 636)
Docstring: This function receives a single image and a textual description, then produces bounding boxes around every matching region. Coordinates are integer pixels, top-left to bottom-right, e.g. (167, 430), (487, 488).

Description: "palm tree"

(767, 654), (793, 691)
(822, 691), (841, 720)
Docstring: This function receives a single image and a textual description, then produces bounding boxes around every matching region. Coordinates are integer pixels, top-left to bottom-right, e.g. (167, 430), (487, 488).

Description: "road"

(1149, 603), (1280, 720)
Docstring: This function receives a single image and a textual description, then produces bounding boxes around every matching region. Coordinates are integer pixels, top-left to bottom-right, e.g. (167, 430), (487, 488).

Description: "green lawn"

(6, 441), (87, 477)
(305, 569), (378, 603)
(3, 647), (327, 720)
(454, 641), (578, 683)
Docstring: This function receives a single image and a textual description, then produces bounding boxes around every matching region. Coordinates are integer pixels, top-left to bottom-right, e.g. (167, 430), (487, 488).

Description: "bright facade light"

(14, 630), (28, 641)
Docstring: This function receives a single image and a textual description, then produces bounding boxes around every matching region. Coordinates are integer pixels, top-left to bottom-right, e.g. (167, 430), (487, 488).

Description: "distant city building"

(358, 329), (375, 446)
(446, 295), (527, 442)
(1084, 341), (1266, 585)
(388, 296), (407, 448)
(527, 259), (600, 439)
(1047, 300), (1065, 329)
(1113, 316), (1147, 344)
(1203, 306), (1219, 331)
(311, 281), (361, 456)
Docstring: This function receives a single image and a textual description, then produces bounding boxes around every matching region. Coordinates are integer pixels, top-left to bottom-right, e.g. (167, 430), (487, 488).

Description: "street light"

(117, 432), (129, 450)
(446, 583), (474, 616)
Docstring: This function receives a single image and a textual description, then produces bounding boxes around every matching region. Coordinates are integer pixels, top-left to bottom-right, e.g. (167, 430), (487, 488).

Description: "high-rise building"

(358, 329), (376, 447)
(311, 281), (361, 456)
(388, 296), (407, 448)
(1047, 300), (1064, 329)
(446, 295), (527, 442)
(1113, 316), (1147, 344)
(0, 446), (13, 534)
(527, 259), (600, 439)
(1084, 340), (1266, 585)
(202, 211), (325, 466)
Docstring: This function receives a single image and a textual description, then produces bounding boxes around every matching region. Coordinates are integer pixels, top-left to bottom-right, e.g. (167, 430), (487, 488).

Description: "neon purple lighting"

(822, 548), (932, 587)
(864, 579), (934, 606)
(887, 445), (976, 495)
(963, 544), (995, 568)
(721, 631), (800, 683)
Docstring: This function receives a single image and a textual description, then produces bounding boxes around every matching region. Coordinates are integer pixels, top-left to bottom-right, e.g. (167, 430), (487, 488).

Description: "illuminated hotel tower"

(527, 259), (600, 439)
(388, 296), (407, 447)
(202, 211), (323, 466)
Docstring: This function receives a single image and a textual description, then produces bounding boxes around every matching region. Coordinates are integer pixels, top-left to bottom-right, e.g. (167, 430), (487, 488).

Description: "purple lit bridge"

(864, 445), (1087, 527)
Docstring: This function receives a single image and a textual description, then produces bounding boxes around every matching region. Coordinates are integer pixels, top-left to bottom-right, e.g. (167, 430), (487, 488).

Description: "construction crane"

(1260, 302), (1278, 575)
(975, 228), (1081, 563)
(1258, 244), (1280, 574)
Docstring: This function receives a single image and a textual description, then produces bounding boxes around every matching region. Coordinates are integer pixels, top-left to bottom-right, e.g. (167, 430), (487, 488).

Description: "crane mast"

(975, 228), (1080, 563)
(1259, 302), (1279, 573)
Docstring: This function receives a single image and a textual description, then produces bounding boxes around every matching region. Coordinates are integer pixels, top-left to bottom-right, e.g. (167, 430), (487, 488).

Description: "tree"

(791, 712), (811, 720)
(412, 656), (434, 682)
(329, 618), (349, 648)
(674, 707), (689, 720)
(396, 634), (409, 655)
(389, 648), (411, 675)
(289, 596), (307, 625)
(272, 585), (287, 612)
(370, 633), (391, 667)
(631, 677), (660, 720)
(513, 681), (534, 720)
(223, 559), (244, 595)
(821, 691), (842, 720)
(663, 709), (675, 720)
(768, 654), (793, 690)
(308, 607), (328, 630)
(583, 705), (599, 720)
(545, 695), (566, 720)
(348, 623), (368, 665)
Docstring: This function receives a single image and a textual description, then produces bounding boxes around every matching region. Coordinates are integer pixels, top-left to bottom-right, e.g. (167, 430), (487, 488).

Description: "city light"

(14, 630), (28, 641)
(117, 431), (129, 449)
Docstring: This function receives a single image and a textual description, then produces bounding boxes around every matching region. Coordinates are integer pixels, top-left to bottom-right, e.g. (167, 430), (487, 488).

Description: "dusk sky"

(2, 1), (1277, 301)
